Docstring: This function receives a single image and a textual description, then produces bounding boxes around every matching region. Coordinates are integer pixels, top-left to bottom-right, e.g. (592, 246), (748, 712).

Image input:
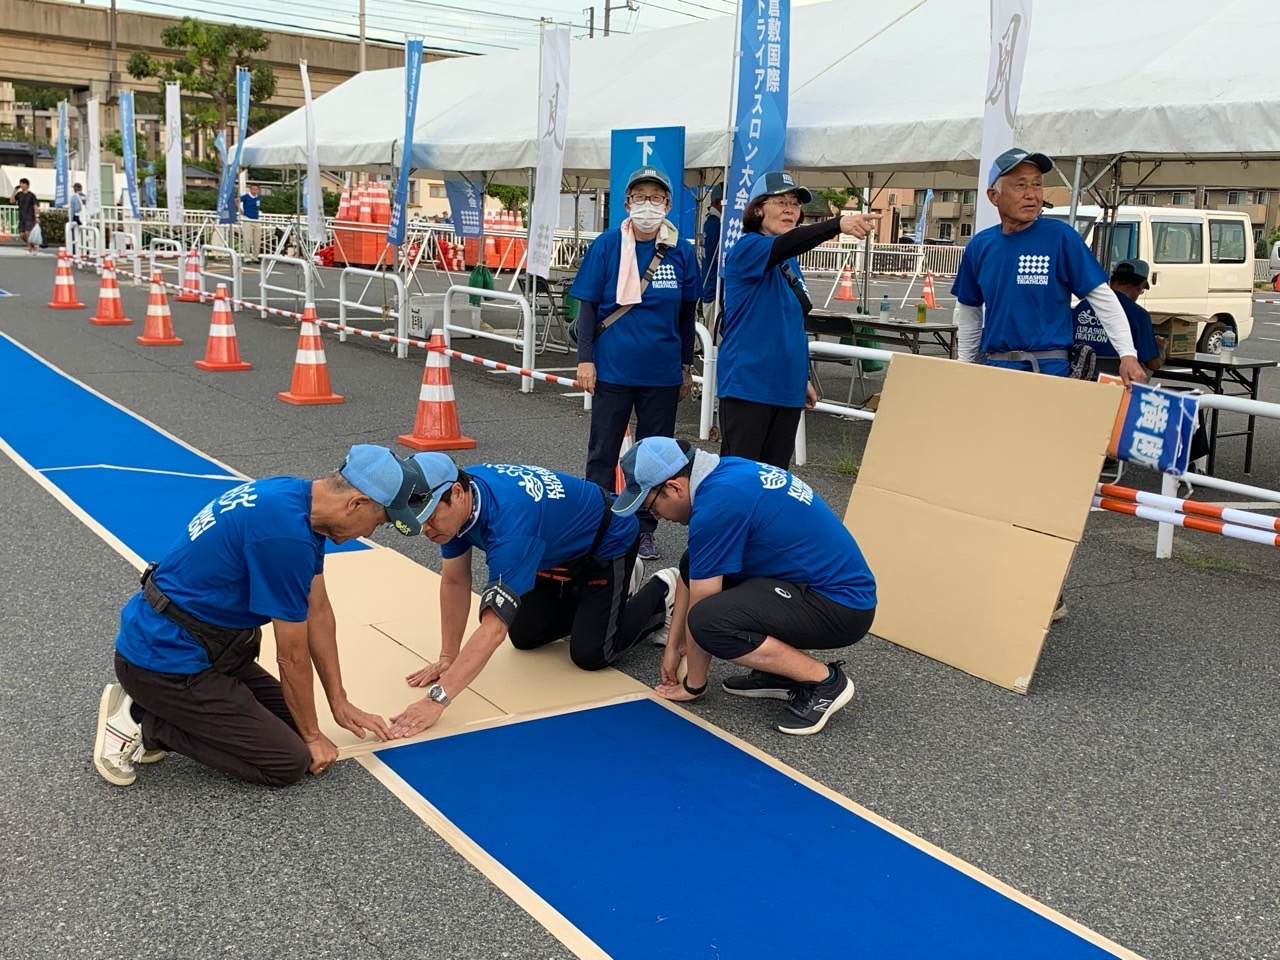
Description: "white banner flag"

(165, 83), (184, 225)
(527, 24), (570, 279)
(86, 97), (102, 217)
(976, 0), (1033, 233)
(300, 61), (326, 241)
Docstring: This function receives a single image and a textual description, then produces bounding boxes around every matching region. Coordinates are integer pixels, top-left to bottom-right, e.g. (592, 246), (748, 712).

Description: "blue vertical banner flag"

(144, 163), (157, 209)
(912, 188), (933, 244)
(217, 68), (251, 225)
(119, 90), (141, 218)
(608, 127), (688, 234)
(444, 177), (484, 239)
(1109, 384), (1199, 476)
(54, 101), (69, 208)
(388, 38), (424, 246)
(721, 0), (791, 266)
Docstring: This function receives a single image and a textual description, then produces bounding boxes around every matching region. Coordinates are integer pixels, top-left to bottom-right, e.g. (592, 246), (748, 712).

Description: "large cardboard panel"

(322, 547), (450, 627)
(846, 486), (1075, 692)
(373, 618), (647, 716)
(858, 354), (1122, 542)
(258, 623), (508, 757)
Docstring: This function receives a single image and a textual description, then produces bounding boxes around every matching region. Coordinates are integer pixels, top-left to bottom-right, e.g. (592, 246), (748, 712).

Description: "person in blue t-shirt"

(93, 445), (431, 789)
(387, 454), (675, 738)
(951, 147), (1146, 387)
(570, 166), (700, 563)
(700, 182), (723, 314)
(719, 171), (879, 468)
(238, 183), (262, 261)
(1073, 258), (1166, 375)
(614, 437), (876, 737)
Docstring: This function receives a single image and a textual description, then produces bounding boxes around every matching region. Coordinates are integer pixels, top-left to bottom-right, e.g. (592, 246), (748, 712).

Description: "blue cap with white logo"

(407, 452), (462, 527)
(339, 444), (430, 536)
(987, 147), (1054, 188)
(613, 437), (695, 516)
(747, 171), (813, 206)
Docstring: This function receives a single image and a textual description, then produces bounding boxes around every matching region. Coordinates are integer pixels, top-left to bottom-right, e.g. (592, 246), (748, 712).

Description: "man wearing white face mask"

(570, 166), (700, 562)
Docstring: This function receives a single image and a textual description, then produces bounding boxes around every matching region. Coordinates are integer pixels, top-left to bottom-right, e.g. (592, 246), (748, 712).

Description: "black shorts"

(679, 552), (874, 661)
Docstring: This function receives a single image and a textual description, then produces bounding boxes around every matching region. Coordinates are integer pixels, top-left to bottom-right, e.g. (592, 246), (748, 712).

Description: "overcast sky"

(104, 0), (772, 55)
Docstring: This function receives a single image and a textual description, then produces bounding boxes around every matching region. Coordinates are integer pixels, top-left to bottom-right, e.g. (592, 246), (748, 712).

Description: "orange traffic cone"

(615, 426), (633, 494)
(136, 273), (183, 346)
(922, 270), (939, 309)
(397, 330), (477, 451)
(89, 258), (132, 326)
(177, 248), (204, 303)
(194, 284), (252, 371)
(48, 248), (87, 309)
(834, 264), (856, 301)
(278, 306), (343, 405)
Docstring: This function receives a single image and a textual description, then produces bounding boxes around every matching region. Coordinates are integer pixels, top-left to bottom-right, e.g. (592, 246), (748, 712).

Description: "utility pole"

(584, 6), (595, 38)
(109, 0), (119, 96)
(603, 0), (638, 37)
(359, 0), (367, 71)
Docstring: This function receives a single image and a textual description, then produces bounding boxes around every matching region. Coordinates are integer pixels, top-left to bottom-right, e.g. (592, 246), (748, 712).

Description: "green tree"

(126, 18), (277, 151)
(818, 188), (859, 212)
(487, 184), (529, 217)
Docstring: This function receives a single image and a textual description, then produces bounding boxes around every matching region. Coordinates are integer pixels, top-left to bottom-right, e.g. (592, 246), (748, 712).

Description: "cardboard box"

(1150, 315), (1199, 358)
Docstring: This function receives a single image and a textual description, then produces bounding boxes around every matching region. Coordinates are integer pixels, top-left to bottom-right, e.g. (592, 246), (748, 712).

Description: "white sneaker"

(649, 567), (680, 646)
(93, 683), (163, 786)
(628, 558), (645, 597)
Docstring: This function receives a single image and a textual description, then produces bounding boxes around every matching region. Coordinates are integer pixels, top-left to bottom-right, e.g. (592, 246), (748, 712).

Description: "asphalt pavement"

(0, 247), (1277, 960)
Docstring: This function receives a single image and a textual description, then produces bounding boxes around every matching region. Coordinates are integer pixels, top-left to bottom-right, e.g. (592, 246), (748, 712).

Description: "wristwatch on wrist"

(682, 364), (695, 375)
(426, 683), (451, 707)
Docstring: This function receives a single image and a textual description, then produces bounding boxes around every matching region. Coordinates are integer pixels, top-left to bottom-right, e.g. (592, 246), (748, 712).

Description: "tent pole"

(859, 172), (874, 315)
(1068, 156), (1082, 231)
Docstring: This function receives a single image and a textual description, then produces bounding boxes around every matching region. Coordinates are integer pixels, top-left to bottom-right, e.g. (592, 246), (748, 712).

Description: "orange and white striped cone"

(48, 248), (87, 309)
(176, 247), (204, 303)
(397, 329), (477, 451)
(278, 305), (343, 405)
(136, 273), (183, 346)
(194, 284), (252, 371)
(922, 270), (939, 309)
(89, 258), (132, 326)
(834, 264), (856, 301)
(615, 426), (633, 494)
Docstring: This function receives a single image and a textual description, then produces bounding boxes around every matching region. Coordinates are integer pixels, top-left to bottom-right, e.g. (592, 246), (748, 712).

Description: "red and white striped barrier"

(1097, 483), (1280, 534)
(1093, 494), (1279, 548)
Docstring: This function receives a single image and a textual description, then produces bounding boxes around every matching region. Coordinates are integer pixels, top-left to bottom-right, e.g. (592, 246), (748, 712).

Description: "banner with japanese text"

(445, 178), (484, 239)
(217, 68), (251, 225)
(54, 101), (68, 208)
(528, 24), (570, 279)
(720, 0), (790, 267)
(388, 40), (424, 247)
(1108, 384), (1198, 475)
(912, 188), (933, 244)
(299, 61), (326, 240)
(119, 91), (141, 218)
(976, 0), (1033, 233)
(165, 83), (184, 225)
(86, 98), (101, 217)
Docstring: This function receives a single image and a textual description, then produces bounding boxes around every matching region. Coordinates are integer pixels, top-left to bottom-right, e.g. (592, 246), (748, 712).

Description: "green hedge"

(37, 209), (66, 245)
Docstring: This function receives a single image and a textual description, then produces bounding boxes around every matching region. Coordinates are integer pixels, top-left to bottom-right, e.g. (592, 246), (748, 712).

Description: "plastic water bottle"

(1219, 327), (1237, 361)
(879, 295), (890, 322)
(916, 301), (928, 323)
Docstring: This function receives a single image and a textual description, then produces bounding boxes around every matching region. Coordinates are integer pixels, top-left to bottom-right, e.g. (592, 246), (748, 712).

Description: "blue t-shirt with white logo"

(1073, 290), (1160, 362)
(440, 465), (639, 596)
(240, 192), (261, 219)
(115, 477), (326, 674)
(569, 229), (699, 387)
(720, 231), (810, 407)
(688, 457), (876, 610)
(952, 216), (1108, 365)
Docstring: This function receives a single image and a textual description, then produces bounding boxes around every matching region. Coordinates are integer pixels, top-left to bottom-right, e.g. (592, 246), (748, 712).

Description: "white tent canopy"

(242, 0), (1280, 190)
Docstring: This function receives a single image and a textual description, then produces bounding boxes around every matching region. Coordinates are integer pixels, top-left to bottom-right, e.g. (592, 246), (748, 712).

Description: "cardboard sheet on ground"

(844, 355), (1122, 693)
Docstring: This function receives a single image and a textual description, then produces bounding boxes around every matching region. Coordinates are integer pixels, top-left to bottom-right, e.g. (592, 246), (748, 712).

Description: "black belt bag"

(140, 563), (262, 673)
(536, 485), (616, 584)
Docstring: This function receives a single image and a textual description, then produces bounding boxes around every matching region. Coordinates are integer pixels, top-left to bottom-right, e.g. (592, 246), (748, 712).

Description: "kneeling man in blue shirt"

(615, 437), (877, 736)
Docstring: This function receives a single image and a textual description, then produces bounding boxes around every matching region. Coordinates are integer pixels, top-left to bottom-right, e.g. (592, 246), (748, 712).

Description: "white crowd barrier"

(339, 267), (407, 359)
(260, 254), (316, 319)
(111, 230), (144, 285)
(147, 238), (185, 286)
(442, 285), (535, 391)
(199, 244), (243, 311)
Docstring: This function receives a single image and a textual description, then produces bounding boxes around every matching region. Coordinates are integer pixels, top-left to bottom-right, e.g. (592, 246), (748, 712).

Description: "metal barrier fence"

(339, 267), (407, 358)
(147, 238), (185, 286)
(442, 285), (534, 391)
(260, 254), (316, 318)
(199, 244), (243, 310)
(111, 230), (144, 285)
(67, 223), (103, 272)
(0, 205), (18, 238)
(1255, 259), (1275, 284)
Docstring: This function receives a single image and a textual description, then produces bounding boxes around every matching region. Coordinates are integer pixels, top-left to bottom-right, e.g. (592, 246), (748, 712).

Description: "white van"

(1044, 205), (1255, 351)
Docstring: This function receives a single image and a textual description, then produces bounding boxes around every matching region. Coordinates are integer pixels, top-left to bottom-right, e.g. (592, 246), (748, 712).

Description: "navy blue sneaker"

(637, 531), (659, 560)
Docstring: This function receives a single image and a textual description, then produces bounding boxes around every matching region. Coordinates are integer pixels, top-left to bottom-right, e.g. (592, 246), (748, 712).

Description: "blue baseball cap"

(613, 437), (695, 516)
(339, 444), (430, 536)
(747, 171), (813, 206)
(1112, 258), (1151, 289)
(987, 147), (1053, 188)
(709, 183), (724, 203)
(407, 452), (461, 527)
(626, 166), (673, 196)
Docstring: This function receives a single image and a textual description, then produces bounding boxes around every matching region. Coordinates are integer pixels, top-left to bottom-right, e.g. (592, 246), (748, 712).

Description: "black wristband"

(683, 678), (708, 697)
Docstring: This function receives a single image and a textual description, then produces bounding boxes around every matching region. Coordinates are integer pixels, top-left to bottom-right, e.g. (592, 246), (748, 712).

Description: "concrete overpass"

(0, 0), (453, 110)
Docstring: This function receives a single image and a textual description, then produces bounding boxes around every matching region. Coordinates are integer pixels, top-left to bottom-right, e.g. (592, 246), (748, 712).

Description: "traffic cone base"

(279, 311), (343, 405)
(195, 285), (252, 371)
(48, 248), (87, 309)
(90, 259), (132, 325)
(398, 330), (476, 451)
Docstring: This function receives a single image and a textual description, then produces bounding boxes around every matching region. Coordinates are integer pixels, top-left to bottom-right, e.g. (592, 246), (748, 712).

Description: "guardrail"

(199, 244), (243, 311)
(112, 230), (144, 285)
(147, 238), (185, 286)
(442, 285), (534, 391)
(339, 267), (406, 358)
(68, 223), (103, 272)
(260, 254), (315, 319)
